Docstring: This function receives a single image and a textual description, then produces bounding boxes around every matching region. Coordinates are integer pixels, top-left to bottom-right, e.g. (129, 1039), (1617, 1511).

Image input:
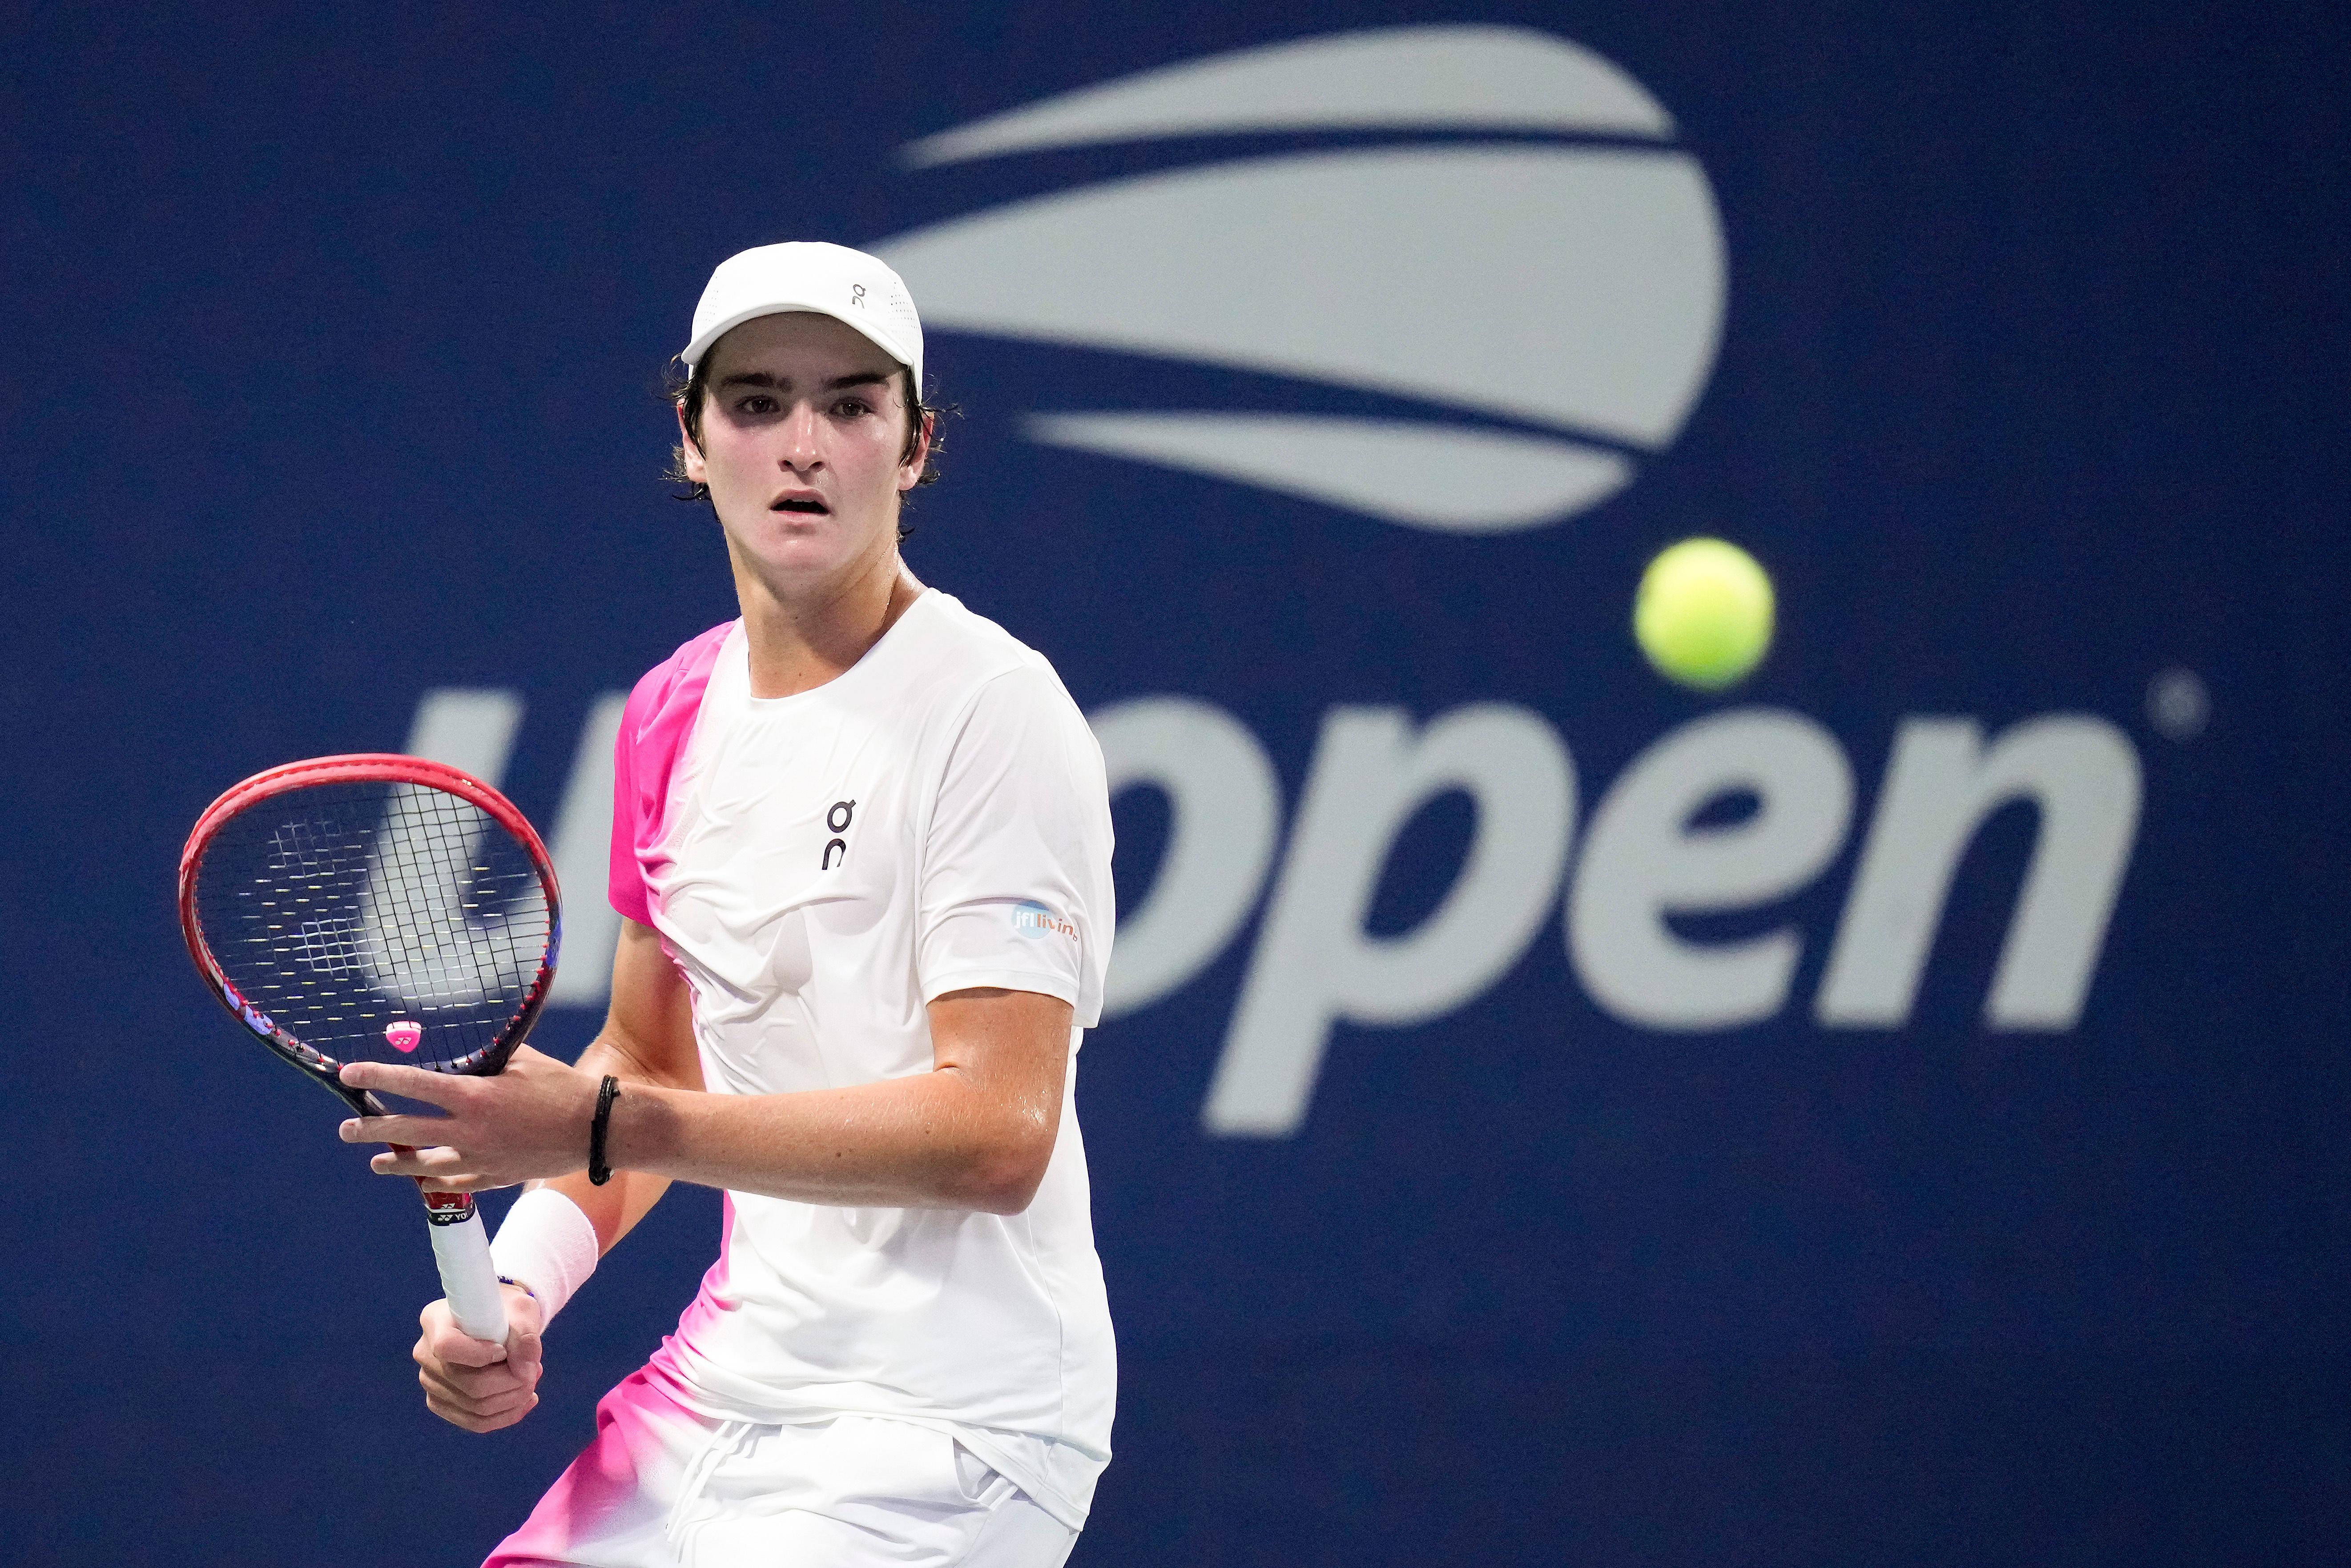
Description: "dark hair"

(661, 354), (945, 535)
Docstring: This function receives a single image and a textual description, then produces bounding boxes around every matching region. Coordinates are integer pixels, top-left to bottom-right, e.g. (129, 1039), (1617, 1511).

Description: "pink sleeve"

(608, 622), (734, 925)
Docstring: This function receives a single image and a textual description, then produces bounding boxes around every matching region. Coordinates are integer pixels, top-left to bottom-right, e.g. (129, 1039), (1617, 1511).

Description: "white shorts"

(484, 1371), (1079, 1568)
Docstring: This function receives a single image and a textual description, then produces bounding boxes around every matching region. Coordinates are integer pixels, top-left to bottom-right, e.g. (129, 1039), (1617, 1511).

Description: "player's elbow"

(951, 1119), (1058, 1215)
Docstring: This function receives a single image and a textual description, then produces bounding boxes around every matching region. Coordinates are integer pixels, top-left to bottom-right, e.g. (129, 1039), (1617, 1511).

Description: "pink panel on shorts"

(607, 621), (734, 926)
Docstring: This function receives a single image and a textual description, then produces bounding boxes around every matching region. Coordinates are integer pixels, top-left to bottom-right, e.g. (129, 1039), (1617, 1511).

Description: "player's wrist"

(488, 1187), (598, 1323)
(591, 1075), (677, 1183)
(588, 1073), (622, 1184)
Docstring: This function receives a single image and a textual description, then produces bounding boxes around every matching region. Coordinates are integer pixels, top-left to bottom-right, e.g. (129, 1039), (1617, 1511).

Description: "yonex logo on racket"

(230, 991), (278, 1037)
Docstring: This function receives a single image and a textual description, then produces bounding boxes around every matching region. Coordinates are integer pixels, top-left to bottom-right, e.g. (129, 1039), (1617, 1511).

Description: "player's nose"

(778, 401), (825, 469)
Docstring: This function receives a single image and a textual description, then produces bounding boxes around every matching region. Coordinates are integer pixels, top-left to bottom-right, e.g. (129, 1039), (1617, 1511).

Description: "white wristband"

(488, 1187), (600, 1325)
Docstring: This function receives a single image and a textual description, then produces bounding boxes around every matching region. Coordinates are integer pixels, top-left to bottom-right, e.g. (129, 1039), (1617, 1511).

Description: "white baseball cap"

(681, 241), (924, 390)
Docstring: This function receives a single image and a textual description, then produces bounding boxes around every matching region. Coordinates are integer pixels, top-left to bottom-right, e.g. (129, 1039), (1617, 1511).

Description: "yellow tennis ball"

(1634, 538), (1775, 690)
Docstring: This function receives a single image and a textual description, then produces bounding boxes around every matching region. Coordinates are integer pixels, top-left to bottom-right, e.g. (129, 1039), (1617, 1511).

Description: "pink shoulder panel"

(608, 622), (734, 925)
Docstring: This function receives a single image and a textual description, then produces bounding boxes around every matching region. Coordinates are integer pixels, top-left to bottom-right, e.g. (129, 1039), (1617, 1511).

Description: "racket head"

(178, 754), (562, 1114)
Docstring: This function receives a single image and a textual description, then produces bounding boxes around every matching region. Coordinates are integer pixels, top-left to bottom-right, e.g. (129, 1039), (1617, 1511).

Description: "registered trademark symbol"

(2146, 667), (2209, 742)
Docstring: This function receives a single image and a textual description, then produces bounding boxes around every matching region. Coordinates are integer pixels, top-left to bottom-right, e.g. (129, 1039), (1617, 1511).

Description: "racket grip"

(426, 1202), (509, 1343)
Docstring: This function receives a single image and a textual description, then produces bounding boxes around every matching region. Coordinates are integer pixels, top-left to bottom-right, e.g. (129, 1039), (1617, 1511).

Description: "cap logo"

(850, 282), (867, 309)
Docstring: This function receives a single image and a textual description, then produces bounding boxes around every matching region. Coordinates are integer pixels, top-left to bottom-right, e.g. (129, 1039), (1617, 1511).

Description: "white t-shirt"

(603, 590), (1116, 1529)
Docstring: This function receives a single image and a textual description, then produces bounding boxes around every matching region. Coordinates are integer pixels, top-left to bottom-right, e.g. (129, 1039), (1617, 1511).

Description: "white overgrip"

(427, 1207), (509, 1343)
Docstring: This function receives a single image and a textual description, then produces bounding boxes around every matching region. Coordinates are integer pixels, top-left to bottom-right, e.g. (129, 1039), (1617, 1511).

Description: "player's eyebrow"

(714, 370), (893, 392)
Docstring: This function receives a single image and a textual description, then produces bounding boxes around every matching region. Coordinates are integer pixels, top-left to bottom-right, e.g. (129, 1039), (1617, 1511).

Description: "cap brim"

(681, 300), (914, 373)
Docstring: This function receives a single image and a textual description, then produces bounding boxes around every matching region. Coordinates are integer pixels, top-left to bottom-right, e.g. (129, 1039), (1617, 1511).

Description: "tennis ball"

(1634, 537), (1775, 691)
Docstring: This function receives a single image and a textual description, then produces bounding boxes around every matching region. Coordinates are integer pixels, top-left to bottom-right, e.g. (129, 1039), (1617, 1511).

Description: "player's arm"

(348, 979), (1071, 1215)
(600, 983), (1071, 1214)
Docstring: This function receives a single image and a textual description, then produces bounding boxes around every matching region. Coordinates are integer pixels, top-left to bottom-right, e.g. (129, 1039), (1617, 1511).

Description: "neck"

(729, 535), (925, 700)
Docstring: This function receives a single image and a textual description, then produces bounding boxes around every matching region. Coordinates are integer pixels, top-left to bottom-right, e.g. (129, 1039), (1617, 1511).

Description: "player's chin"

(745, 510), (886, 562)
(743, 528), (849, 574)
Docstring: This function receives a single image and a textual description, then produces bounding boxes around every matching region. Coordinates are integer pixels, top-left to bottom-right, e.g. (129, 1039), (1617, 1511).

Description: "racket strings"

(192, 780), (552, 1071)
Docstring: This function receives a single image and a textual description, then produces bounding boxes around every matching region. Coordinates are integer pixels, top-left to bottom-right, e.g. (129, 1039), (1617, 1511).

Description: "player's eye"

(740, 395), (777, 415)
(833, 398), (871, 418)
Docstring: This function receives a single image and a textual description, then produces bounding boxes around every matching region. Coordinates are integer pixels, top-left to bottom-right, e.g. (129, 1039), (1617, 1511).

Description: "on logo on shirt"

(1012, 901), (1076, 942)
(822, 800), (856, 869)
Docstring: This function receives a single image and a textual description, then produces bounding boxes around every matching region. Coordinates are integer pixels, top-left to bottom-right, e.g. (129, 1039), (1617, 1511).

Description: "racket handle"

(387, 1142), (508, 1342)
(426, 1201), (509, 1343)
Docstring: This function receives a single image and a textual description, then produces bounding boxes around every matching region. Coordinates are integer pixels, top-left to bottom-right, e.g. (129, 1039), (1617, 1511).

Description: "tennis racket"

(178, 754), (561, 1342)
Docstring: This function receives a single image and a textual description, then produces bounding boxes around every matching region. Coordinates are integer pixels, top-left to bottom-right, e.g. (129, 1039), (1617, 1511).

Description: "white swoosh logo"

(874, 28), (1725, 534)
(1025, 413), (1633, 534)
(902, 24), (1675, 165)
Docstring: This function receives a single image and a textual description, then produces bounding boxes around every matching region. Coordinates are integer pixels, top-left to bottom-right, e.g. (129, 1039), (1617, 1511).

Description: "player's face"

(679, 311), (927, 592)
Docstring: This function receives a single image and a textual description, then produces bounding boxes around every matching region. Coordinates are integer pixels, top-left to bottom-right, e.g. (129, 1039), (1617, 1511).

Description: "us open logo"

(874, 24), (1726, 535)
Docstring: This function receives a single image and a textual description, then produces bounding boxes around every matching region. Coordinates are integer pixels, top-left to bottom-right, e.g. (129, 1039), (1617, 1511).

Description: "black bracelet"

(588, 1074), (621, 1186)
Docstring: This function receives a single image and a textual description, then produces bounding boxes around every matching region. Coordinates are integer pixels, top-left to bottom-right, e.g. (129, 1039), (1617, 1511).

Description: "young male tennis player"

(337, 241), (1115, 1567)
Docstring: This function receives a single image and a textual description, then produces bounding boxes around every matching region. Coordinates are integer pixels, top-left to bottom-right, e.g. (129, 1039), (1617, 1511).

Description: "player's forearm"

(528, 1034), (693, 1251)
(601, 1067), (1059, 1214)
(529, 1164), (668, 1255)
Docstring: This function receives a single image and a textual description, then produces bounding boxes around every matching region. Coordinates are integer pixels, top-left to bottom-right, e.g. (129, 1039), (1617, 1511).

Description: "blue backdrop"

(4, 4), (2347, 1564)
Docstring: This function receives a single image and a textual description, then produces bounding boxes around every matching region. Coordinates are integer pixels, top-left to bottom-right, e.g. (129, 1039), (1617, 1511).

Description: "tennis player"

(337, 241), (1115, 1567)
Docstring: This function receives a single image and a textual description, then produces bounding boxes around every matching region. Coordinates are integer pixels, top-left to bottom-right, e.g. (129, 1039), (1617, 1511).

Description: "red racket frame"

(178, 753), (563, 1230)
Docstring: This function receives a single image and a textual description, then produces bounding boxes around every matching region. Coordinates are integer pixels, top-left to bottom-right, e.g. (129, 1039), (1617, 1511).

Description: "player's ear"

(675, 400), (708, 484)
(899, 410), (933, 492)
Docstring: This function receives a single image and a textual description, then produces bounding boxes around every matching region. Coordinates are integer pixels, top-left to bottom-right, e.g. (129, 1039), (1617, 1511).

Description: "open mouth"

(773, 497), (830, 515)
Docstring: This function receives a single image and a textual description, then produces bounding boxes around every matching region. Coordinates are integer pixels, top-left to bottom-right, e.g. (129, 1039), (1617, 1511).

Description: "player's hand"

(414, 1282), (545, 1433)
(338, 1046), (602, 1191)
